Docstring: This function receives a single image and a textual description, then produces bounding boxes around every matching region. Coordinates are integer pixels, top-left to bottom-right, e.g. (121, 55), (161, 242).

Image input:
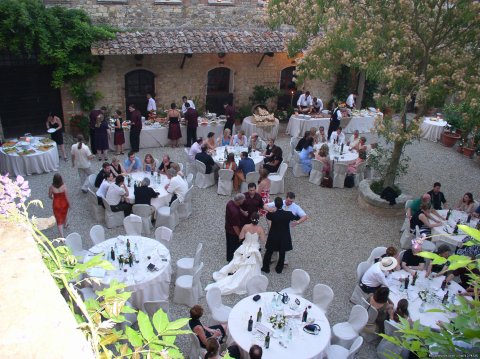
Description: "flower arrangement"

(269, 314), (287, 329)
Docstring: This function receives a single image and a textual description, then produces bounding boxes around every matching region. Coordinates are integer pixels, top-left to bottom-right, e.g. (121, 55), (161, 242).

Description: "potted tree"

(442, 104), (463, 147)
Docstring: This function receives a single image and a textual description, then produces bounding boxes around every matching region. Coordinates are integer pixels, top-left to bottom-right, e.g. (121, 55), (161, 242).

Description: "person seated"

(347, 149), (367, 175)
(314, 143), (331, 174)
(375, 246), (401, 271)
(295, 131), (311, 151)
(427, 182), (447, 210)
(204, 337), (240, 359)
(348, 130), (360, 148)
(105, 175), (132, 216)
(234, 151), (255, 192)
(455, 192), (475, 213)
(353, 136), (367, 152)
(401, 243), (425, 274)
(124, 151), (142, 173)
(189, 137), (203, 161)
(96, 172), (115, 205)
(262, 138), (276, 159)
(205, 132), (217, 152)
(360, 257), (398, 293)
(95, 162), (114, 188)
(189, 305), (227, 349)
(231, 130), (248, 146)
(170, 162), (184, 178)
(165, 168), (188, 205)
(133, 177), (159, 205)
(217, 129), (231, 147)
(425, 245), (451, 278)
(249, 345), (263, 359)
(315, 126), (327, 144)
(143, 153), (157, 172)
(330, 127), (345, 145)
(263, 146), (283, 173)
(224, 152), (237, 171)
(367, 287), (394, 334)
(298, 138), (314, 173)
(158, 154), (174, 175)
(406, 193), (445, 221)
(110, 157), (126, 177)
(473, 204), (480, 218)
(195, 144), (219, 174)
(249, 132), (264, 151)
(389, 298), (413, 327)
(311, 96), (323, 113)
(410, 203), (443, 236)
(297, 91), (312, 113)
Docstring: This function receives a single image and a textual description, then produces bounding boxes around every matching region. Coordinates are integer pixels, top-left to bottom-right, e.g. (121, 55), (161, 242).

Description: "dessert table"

(420, 117), (448, 142)
(313, 142), (359, 164)
(125, 171), (171, 209)
(212, 146), (265, 171)
(228, 292), (330, 359)
(0, 137), (59, 176)
(83, 235), (172, 310)
(430, 210), (478, 249)
(242, 116), (280, 140)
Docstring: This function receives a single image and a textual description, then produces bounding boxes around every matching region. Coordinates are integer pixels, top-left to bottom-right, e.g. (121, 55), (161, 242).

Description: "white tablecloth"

(109, 122), (232, 150)
(430, 210), (478, 249)
(228, 292), (330, 359)
(420, 118), (447, 142)
(0, 137), (59, 176)
(286, 114), (376, 137)
(124, 172), (171, 209)
(386, 270), (465, 330)
(213, 146), (265, 171)
(313, 143), (359, 164)
(83, 235), (172, 310)
(242, 117), (280, 140)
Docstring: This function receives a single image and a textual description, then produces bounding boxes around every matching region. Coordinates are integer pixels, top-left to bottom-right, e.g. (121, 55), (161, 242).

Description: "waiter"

(223, 101), (235, 132)
(128, 104), (142, 153)
(296, 91), (312, 113)
(89, 106), (106, 153)
(327, 102), (342, 140)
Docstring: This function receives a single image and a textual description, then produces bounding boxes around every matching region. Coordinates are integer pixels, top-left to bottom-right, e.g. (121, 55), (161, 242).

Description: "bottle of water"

(419, 301), (425, 313)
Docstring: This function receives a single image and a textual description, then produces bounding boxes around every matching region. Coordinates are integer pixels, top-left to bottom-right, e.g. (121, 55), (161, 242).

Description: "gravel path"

(24, 124), (480, 358)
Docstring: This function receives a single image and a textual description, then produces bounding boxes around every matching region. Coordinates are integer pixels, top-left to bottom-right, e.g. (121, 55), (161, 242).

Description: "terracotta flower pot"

(462, 147), (475, 158)
(441, 132), (461, 147)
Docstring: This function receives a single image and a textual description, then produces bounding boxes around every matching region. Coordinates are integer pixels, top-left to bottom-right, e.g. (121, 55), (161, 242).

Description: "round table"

(213, 146), (265, 171)
(313, 142), (359, 164)
(228, 292), (330, 359)
(242, 117), (280, 140)
(125, 172), (171, 209)
(83, 235), (172, 310)
(430, 210), (478, 249)
(0, 137), (59, 176)
(420, 118), (448, 142)
(386, 270), (467, 330)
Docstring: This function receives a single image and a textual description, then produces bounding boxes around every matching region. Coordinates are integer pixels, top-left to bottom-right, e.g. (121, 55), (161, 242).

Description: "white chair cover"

(333, 162), (348, 188)
(155, 199), (180, 230)
(240, 171), (260, 193)
(326, 336), (363, 359)
(366, 246), (387, 264)
(217, 169), (234, 196)
(194, 160), (215, 188)
(312, 283), (334, 313)
(177, 242), (203, 278)
(282, 269), (310, 295)
(400, 200), (413, 233)
(88, 188), (105, 223)
(292, 151), (309, 177)
(186, 173), (194, 188)
(188, 333), (206, 359)
(101, 197), (125, 229)
(88, 174), (96, 189)
(360, 297), (379, 342)
(268, 162), (288, 195)
(65, 232), (87, 259)
(178, 185), (194, 219)
(123, 214), (143, 235)
(89, 224), (105, 245)
(400, 229), (414, 249)
(206, 286), (232, 325)
(143, 300), (170, 319)
(178, 162), (184, 173)
(246, 274), (269, 296)
(331, 305), (368, 348)
(132, 204), (155, 235)
(377, 320), (410, 359)
(288, 137), (300, 168)
(349, 261), (370, 305)
(354, 162), (367, 187)
(309, 159), (324, 185)
(154, 226), (173, 249)
(173, 262), (204, 307)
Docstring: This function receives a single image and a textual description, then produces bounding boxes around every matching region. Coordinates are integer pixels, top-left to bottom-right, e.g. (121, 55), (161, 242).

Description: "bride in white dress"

(206, 212), (266, 295)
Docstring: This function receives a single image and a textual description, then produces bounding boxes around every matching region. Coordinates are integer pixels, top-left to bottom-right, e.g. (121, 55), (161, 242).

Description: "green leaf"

(138, 311), (156, 341)
(448, 258), (473, 270)
(166, 318), (189, 331)
(152, 309), (169, 334)
(458, 225), (480, 240)
(425, 308), (445, 313)
(125, 326), (143, 347)
(417, 251), (442, 260)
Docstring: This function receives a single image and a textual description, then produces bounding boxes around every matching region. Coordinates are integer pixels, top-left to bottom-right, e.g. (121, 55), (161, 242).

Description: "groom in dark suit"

(261, 197), (298, 274)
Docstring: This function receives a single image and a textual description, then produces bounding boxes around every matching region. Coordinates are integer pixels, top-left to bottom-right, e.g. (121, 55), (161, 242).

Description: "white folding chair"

(177, 242), (203, 278)
(178, 185), (194, 219)
(89, 224), (105, 246)
(326, 336), (364, 359)
(123, 214), (143, 235)
(87, 188), (105, 223)
(350, 261), (370, 305)
(155, 199), (180, 230)
(246, 274), (269, 296)
(206, 286), (232, 325)
(132, 204), (155, 235)
(173, 262), (204, 307)
(288, 137), (300, 168)
(331, 305), (368, 348)
(281, 269), (310, 296)
(400, 199), (413, 233)
(292, 151), (309, 177)
(186, 173), (194, 188)
(217, 169), (234, 196)
(154, 226), (173, 249)
(143, 300), (170, 319)
(367, 246), (387, 264)
(400, 227), (414, 249)
(189, 333), (206, 359)
(312, 283), (334, 313)
(194, 160), (215, 188)
(178, 163), (184, 173)
(88, 173), (97, 189)
(268, 162), (288, 195)
(377, 320), (410, 359)
(240, 171), (260, 193)
(102, 197), (125, 229)
(333, 162), (348, 188)
(360, 297), (379, 342)
(65, 232), (87, 259)
(354, 162), (367, 187)
(309, 159), (324, 185)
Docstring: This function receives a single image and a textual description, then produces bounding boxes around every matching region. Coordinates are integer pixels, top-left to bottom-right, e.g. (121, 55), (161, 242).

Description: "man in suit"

(195, 144), (219, 174)
(261, 197), (298, 274)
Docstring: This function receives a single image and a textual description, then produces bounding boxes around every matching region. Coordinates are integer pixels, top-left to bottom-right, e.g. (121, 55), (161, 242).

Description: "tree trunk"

(383, 139), (405, 188)
(356, 71), (366, 110)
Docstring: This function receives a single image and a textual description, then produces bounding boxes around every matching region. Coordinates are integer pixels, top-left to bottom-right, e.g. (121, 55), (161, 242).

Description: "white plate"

(47, 128), (56, 133)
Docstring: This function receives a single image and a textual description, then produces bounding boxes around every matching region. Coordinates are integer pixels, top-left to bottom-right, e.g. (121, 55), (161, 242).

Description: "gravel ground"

(24, 123), (480, 358)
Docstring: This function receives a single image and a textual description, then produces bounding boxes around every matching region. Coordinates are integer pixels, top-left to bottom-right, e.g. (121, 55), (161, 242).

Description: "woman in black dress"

(94, 114), (109, 161)
(167, 102), (182, 148)
(46, 112), (67, 161)
(263, 146), (283, 173)
(113, 110), (125, 155)
(189, 305), (227, 349)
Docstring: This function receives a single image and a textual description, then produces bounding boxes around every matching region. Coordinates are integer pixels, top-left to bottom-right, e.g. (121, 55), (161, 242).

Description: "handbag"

(344, 174), (355, 188)
(321, 175), (333, 188)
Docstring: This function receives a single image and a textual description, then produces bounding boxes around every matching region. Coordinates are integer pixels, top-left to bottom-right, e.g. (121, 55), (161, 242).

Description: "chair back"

(170, 198), (180, 214)
(245, 171), (260, 184)
(184, 185), (194, 202)
(290, 137), (300, 154)
(87, 188), (99, 205)
(218, 169), (234, 180)
(356, 261), (370, 282)
(348, 336), (364, 358)
(415, 225), (421, 237)
(360, 297), (378, 324)
(291, 269), (310, 294)
(186, 173), (194, 188)
(367, 247), (387, 264)
(143, 300), (169, 318)
(311, 159), (324, 172)
(132, 204), (154, 217)
(348, 305), (369, 333)
(192, 262), (204, 292)
(155, 226), (173, 249)
(178, 163), (184, 172)
(193, 242), (203, 268)
(123, 214), (143, 235)
(292, 150), (301, 162)
(404, 199), (413, 210)
(384, 320), (402, 338)
(65, 232), (83, 256)
(206, 286), (223, 310)
(89, 225), (105, 245)
(88, 174), (96, 189)
(312, 283), (334, 312)
(356, 161), (367, 179)
(246, 274), (269, 296)
(277, 162), (288, 178)
(195, 160), (207, 174)
(398, 249), (406, 264)
(334, 162), (348, 175)
(102, 197), (113, 214)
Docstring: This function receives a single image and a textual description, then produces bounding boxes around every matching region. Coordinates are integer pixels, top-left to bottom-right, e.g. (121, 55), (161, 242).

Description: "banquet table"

(420, 118), (448, 142)
(430, 210), (478, 249)
(228, 292), (330, 359)
(242, 116), (280, 140)
(125, 171), (171, 209)
(313, 142), (359, 164)
(83, 235), (172, 310)
(212, 146), (265, 171)
(386, 270), (467, 330)
(0, 137), (59, 176)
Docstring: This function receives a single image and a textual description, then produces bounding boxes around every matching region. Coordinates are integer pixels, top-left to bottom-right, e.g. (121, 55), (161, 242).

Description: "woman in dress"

(46, 112), (67, 161)
(94, 114), (109, 161)
(189, 305), (227, 349)
(315, 143), (331, 174)
(367, 286), (394, 334)
(295, 131), (310, 151)
(263, 146), (283, 173)
(167, 102), (182, 148)
(224, 152), (237, 171)
(389, 298), (413, 327)
(113, 110), (125, 155)
(110, 156), (126, 177)
(205, 212), (265, 295)
(455, 192), (475, 213)
(410, 203), (442, 236)
(298, 137), (314, 173)
(206, 132), (217, 152)
(347, 149), (366, 175)
(48, 173), (70, 238)
(217, 128), (231, 146)
(143, 153), (156, 172)
(262, 138), (276, 159)
(257, 168), (270, 217)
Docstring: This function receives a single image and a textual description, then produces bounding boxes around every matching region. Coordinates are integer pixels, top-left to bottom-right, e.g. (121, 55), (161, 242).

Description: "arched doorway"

(278, 66), (298, 110)
(125, 70), (155, 117)
(206, 67), (233, 115)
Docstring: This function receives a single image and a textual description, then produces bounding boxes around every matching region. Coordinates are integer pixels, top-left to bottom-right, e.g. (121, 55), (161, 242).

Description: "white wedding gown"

(205, 232), (262, 295)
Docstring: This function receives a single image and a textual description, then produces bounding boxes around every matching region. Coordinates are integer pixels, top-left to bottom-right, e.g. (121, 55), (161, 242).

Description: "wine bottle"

(128, 176), (131, 187)
(127, 239), (131, 252)
(110, 247), (115, 261)
(118, 255), (123, 268)
(466, 214), (471, 224)
(224, 147), (228, 160)
(453, 220), (460, 234)
(446, 209), (451, 220)
(264, 332), (270, 349)
(256, 307), (262, 322)
(404, 276), (410, 290)
(302, 307), (308, 322)
(411, 271), (417, 286)
(128, 253), (133, 267)
(340, 143), (344, 155)
(247, 316), (253, 332)
(442, 291), (449, 304)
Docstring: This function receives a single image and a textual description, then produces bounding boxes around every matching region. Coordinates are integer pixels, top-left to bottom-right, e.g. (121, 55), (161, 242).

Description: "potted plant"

(440, 124), (461, 147)
(69, 113), (90, 139)
(462, 138), (475, 158)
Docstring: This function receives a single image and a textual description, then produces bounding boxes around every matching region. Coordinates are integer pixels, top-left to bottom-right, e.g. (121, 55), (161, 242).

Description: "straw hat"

(379, 257), (397, 271)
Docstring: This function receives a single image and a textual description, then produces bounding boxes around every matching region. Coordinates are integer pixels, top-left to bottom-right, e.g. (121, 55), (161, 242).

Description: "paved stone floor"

(24, 123), (480, 358)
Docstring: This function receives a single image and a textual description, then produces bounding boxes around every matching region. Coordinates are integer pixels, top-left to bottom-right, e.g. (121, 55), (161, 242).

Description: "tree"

(268, 0), (480, 187)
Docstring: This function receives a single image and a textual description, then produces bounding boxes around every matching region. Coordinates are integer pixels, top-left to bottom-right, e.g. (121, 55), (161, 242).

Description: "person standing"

(327, 102), (342, 140)
(167, 103), (182, 148)
(312, 96), (323, 113)
(225, 193), (245, 262)
(223, 102), (235, 132)
(181, 96), (196, 114)
(261, 197), (297, 274)
(46, 112), (67, 161)
(71, 135), (94, 193)
(346, 93), (357, 109)
(241, 183), (263, 224)
(94, 114), (109, 161)
(184, 102), (198, 147)
(89, 106), (106, 154)
(296, 91), (313, 113)
(128, 104), (142, 152)
(146, 93), (157, 113)
(48, 173), (70, 238)
(113, 110), (125, 155)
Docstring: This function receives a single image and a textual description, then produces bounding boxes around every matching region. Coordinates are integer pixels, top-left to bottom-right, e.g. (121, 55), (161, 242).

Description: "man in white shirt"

(147, 93), (157, 112)
(188, 137), (203, 161)
(360, 257), (398, 293)
(312, 97), (323, 113)
(346, 93), (356, 109)
(71, 135), (95, 193)
(96, 172), (115, 204)
(105, 175), (132, 216)
(330, 127), (346, 145)
(165, 168), (188, 205)
(181, 96), (196, 114)
(248, 133), (265, 151)
(296, 91), (312, 113)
